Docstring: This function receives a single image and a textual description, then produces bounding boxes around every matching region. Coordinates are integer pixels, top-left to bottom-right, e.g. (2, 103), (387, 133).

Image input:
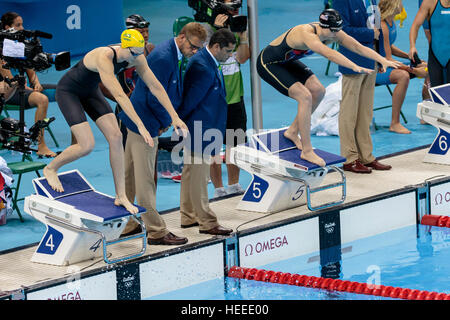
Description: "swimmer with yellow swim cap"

(44, 29), (188, 214)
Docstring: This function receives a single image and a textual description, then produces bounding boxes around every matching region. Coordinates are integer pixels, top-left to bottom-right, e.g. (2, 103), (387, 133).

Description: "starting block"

(24, 170), (147, 266)
(417, 83), (450, 165)
(230, 128), (346, 213)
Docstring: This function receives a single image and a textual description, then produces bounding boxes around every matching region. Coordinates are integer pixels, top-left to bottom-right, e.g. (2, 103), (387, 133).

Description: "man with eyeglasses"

(118, 23), (207, 245)
(176, 28), (236, 236)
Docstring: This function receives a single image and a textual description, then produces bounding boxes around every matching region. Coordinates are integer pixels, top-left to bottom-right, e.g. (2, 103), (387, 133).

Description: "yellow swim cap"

(120, 29), (145, 48)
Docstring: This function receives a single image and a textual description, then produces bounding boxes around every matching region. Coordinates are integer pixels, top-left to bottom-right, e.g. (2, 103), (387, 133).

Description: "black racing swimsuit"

(257, 24), (322, 96)
(56, 47), (129, 126)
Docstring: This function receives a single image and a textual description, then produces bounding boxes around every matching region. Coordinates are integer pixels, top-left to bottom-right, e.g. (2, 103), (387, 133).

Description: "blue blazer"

(119, 38), (183, 137)
(333, 0), (378, 74)
(177, 47), (227, 156)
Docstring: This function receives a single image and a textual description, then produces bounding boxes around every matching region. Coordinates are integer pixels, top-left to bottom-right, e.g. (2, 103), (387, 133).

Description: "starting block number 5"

(242, 176), (269, 202)
(36, 226), (63, 255)
(429, 129), (450, 155)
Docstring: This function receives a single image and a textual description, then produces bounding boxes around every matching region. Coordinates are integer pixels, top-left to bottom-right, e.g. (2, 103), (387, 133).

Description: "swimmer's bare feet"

(284, 129), (303, 150)
(301, 149), (326, 167)
(115, 196), (139, 214)
(43, 166), (64, 192)
(389, 123), (411, 134)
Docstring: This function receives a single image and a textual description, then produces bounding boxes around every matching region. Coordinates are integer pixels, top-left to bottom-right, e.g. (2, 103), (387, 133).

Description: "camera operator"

(0, 12), (57, 158)
(197, 0), (251, 198)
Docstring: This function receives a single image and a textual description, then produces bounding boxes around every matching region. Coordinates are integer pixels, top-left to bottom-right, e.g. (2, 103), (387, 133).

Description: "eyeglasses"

(186, 36), (202, 51)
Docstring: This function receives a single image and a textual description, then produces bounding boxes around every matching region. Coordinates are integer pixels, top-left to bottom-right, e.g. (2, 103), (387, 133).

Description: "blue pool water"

(0, 0), (438, 253)
(151, 224), (450, 300)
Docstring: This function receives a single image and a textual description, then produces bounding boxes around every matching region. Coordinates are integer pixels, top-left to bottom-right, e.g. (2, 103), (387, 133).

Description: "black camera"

(0, 114), (56, 154)
(188, 0), (248, 33)
(0, 28), (70, 72)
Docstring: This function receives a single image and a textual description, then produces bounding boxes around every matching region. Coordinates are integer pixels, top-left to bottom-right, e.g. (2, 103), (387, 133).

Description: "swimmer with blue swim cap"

(43, 29), (188, 214)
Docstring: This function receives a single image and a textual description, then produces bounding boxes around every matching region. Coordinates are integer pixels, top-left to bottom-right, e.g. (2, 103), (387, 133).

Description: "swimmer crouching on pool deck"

(257, 9), (400, 167)
(43, 29), (187, 214)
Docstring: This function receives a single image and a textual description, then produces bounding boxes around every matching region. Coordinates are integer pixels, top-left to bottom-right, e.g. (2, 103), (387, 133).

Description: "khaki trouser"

(122, 130), (168, 239)
(338, 70), (377, 165)
(180, 151), (219, 231)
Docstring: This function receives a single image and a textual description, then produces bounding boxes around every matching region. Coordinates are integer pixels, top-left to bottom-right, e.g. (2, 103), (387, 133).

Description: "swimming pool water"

(150, 224), (450, 300)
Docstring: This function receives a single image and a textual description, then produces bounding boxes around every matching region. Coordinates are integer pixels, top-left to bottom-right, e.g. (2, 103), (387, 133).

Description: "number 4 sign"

(37, 226), (63, 255)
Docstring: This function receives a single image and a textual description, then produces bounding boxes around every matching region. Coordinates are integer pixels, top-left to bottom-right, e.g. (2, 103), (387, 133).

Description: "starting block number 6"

(430, 129), (450, 155)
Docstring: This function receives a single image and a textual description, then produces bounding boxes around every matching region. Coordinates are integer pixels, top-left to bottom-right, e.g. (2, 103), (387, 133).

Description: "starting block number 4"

(429, 129), (450, 155)
(36, 226), (63, 255)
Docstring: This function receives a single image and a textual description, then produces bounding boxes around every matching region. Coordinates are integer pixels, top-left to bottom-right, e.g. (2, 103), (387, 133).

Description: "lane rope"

(421, 215), (450, 228)
(227, 266), (450, 300)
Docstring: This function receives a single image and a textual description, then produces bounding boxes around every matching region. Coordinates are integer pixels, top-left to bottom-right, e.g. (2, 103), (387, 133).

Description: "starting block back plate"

(32, 170), (145, 222)
(250, 128), (345, 170)
(33, 170), (94, 200)
(429, 83), (450, 106)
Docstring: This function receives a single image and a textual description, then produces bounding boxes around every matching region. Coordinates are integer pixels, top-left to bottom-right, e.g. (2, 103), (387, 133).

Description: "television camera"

(188, 0), (248, 33)
(0, 27), (69, 154)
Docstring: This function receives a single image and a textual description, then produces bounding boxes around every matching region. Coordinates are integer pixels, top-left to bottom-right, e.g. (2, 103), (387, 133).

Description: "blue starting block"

(230, 128), (346, 213)
(24, 170), (147, 266)
(417, 83), (450, 165)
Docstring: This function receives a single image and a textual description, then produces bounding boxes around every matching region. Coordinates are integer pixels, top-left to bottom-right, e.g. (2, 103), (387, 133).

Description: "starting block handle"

(303, 165), (347, 211)
(44, 214), (147, 265)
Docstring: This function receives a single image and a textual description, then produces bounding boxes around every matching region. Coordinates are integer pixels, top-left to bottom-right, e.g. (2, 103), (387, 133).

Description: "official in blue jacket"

(334, 0), (394, 174)
(119, 22), (207, 245)
(177, 28), (236, 236)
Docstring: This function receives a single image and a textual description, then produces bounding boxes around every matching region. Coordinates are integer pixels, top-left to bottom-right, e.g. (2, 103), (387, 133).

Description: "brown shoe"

(199, 225), (233, 236)
(148, 232), (188, 245)
(365, 160), (392, 171)
(343, 160), (372, 174)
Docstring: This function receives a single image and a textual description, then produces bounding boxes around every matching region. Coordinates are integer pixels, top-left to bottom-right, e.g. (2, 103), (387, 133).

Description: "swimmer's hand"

(379, 59), (401, 73)
(353, 66), (373, 74)
(172, 116), (189, 138)
(137, 124), (154, 147)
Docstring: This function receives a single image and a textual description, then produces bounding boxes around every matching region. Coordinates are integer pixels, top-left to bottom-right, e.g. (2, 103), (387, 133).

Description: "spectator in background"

(119, 22), (206, 244)
(410, 0), (449, 87)
(176, 28), (235, 236)
(100, 14), (155, 147)
(1, 12), (57, 158)
(333, 0), (395, 174)
(376, 0), (429, 134)
(202, 0), (251, 198)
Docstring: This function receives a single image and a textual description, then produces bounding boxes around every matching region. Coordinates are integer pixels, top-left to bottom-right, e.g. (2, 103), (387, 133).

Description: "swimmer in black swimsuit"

(257, 9), (399, 167)
(44, 29), (188, 214)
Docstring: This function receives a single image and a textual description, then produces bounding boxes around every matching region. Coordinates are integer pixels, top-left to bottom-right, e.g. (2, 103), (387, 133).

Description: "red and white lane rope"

(227, 266), (450, 300)
(421, 215), (450, 228)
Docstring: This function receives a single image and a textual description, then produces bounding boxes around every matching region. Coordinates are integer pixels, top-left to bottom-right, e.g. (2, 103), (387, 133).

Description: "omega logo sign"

(434, 191), (450, 206)
(244, 236), (288, 256)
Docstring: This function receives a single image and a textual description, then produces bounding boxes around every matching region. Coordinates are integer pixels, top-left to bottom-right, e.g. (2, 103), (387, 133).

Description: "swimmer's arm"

(303, 32), (362, 72)
(336, 30), (400, 71)
(409, 0), (432, 59)
(135, 55), (187, 135)
(96, 51), (153, 145)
